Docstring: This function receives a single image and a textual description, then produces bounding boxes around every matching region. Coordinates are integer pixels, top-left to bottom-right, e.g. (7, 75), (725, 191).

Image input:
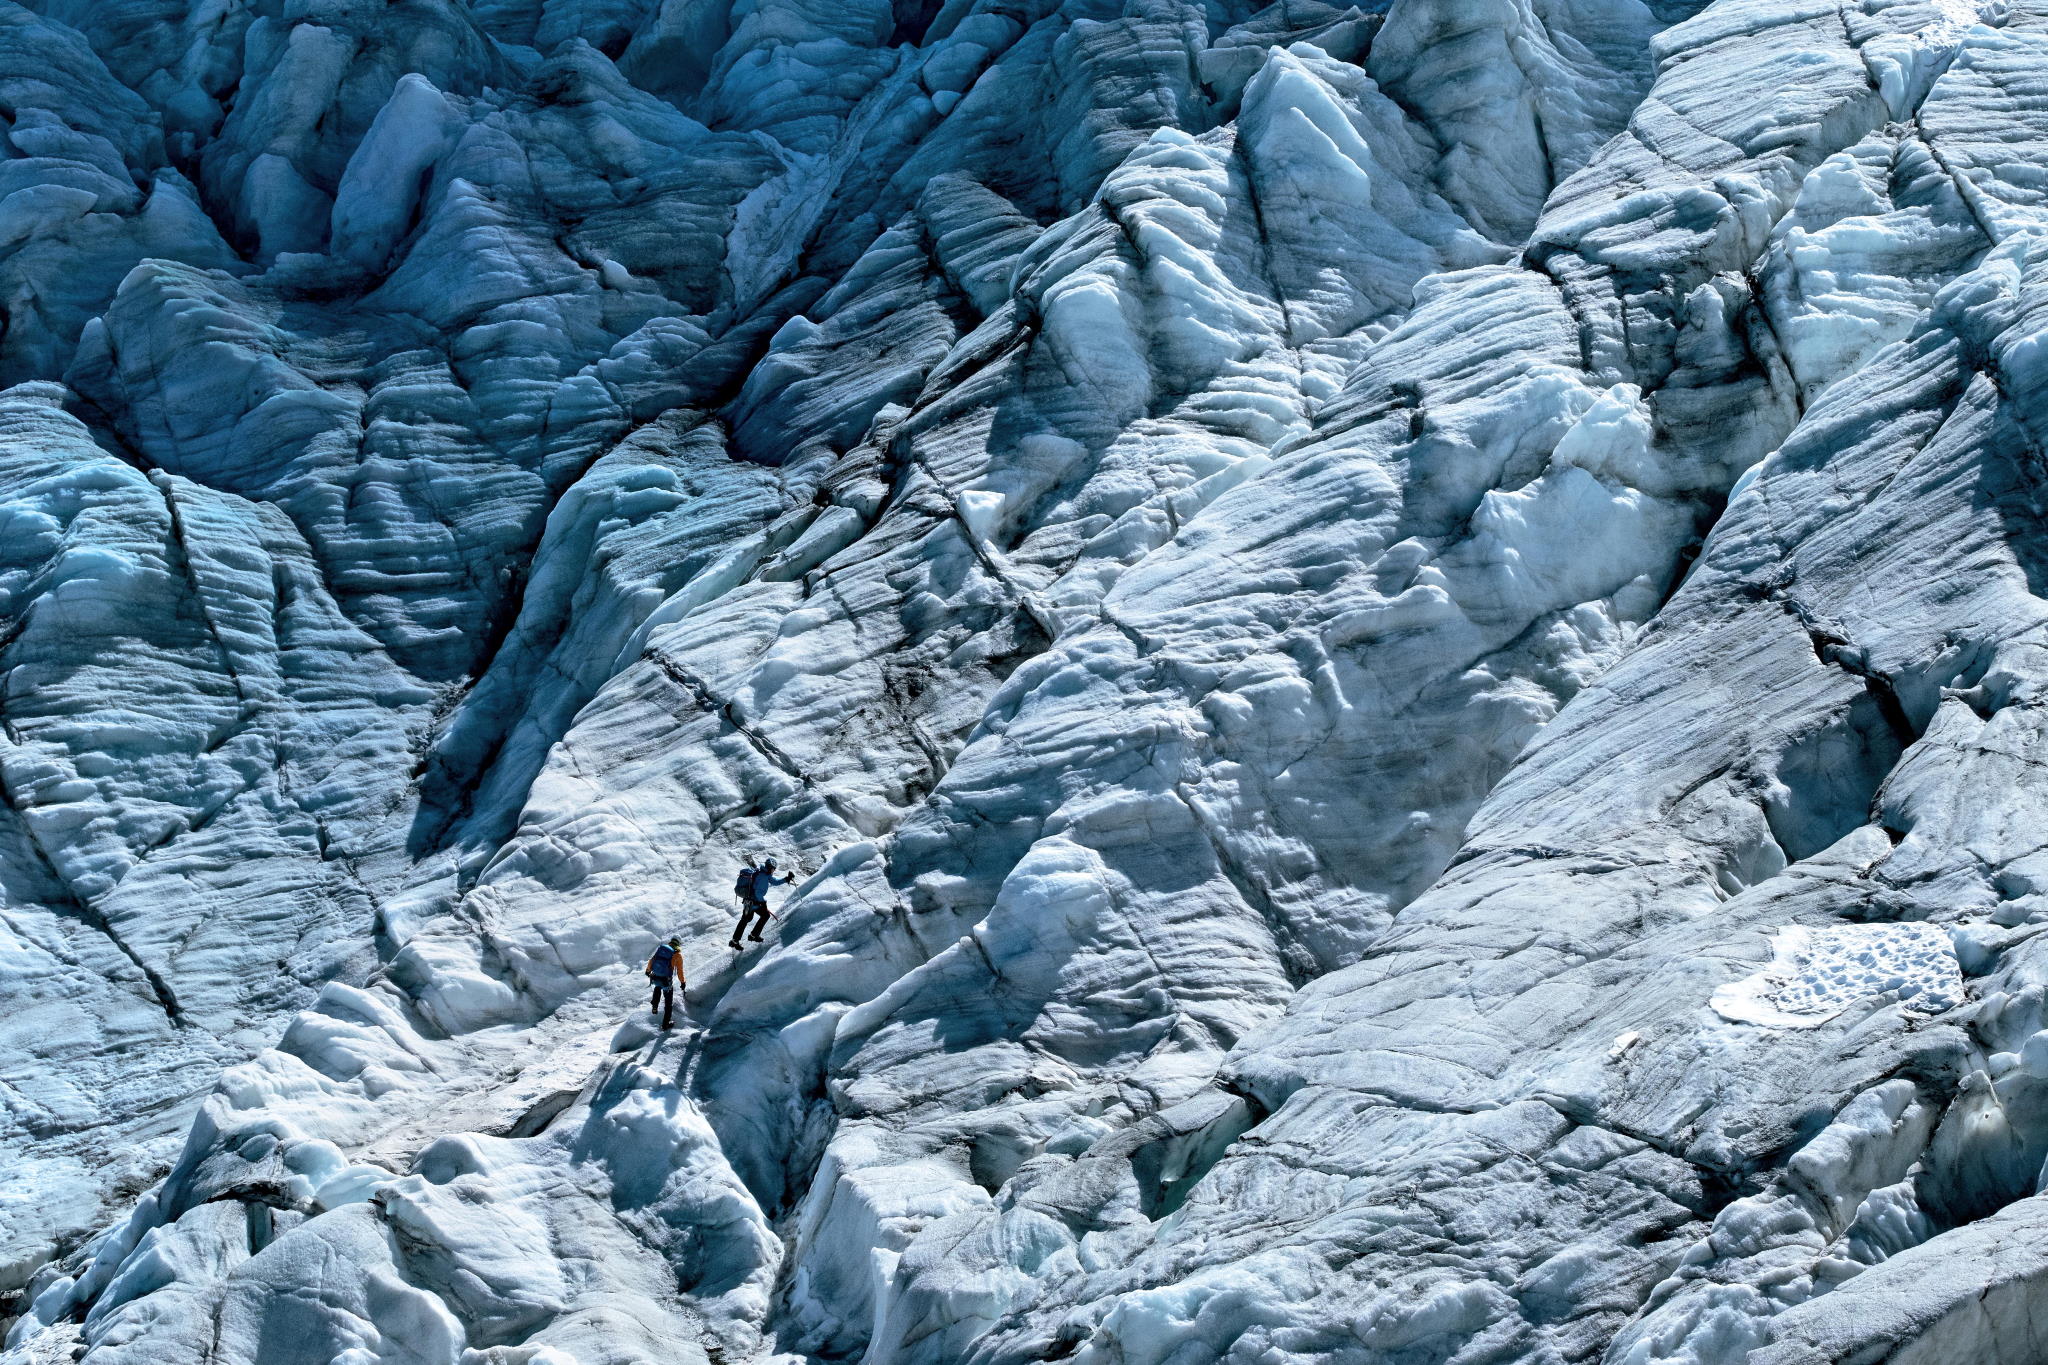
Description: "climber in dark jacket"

(730, 857), (794, 949)
(646, 935), (684, 1028)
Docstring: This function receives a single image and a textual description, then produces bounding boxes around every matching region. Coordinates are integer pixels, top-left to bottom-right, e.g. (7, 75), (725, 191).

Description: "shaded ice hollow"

(8, 0), (2048, 1363)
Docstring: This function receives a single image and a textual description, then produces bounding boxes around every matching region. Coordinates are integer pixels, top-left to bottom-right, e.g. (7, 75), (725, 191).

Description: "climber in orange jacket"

(645, 935), (684, 1029)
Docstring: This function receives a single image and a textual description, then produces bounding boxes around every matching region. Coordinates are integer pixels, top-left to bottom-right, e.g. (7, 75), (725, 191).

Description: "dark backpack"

(650, 943), (677, 979)
(733, 865), (756, 899)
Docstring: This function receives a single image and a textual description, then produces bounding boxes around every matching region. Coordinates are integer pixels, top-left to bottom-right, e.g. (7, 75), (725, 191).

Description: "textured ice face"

(5, 0), (2048, 1362)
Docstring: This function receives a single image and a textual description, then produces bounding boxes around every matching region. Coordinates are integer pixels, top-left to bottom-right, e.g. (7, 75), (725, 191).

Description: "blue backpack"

(649, 943), (678, 979)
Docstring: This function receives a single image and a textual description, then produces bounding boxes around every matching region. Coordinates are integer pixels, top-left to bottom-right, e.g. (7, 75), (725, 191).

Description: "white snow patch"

(1711, 923), (1965, 1028)
(955, 489), (1006, 542)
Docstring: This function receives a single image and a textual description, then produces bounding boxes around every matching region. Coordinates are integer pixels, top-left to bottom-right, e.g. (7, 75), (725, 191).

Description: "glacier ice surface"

(5, 0), (2048, 1362)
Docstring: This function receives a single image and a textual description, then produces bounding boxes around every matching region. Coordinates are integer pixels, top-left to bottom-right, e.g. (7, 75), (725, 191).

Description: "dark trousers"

(649, 976), (675, 1027)
(731, 901), (769, 946)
